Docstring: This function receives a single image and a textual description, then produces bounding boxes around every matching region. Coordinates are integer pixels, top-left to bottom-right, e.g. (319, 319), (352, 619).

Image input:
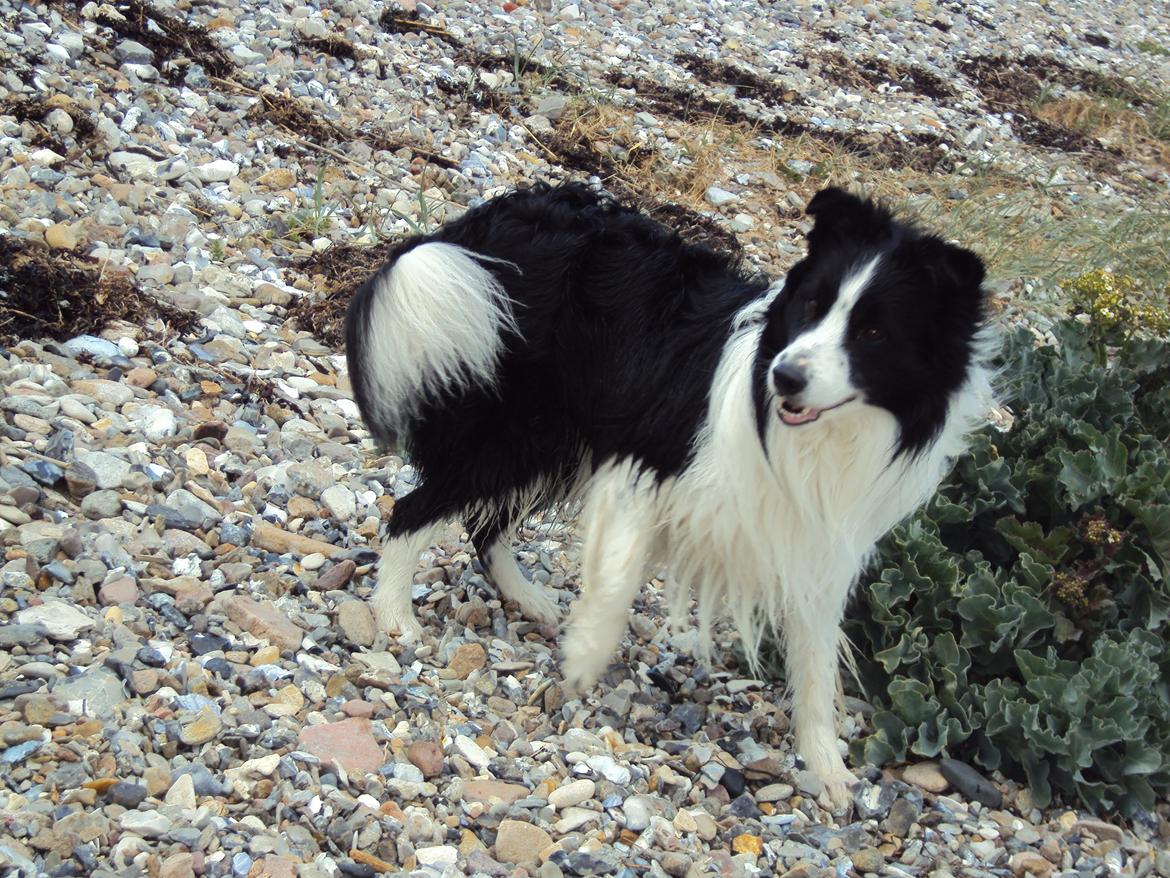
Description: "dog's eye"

(803, 297), (818, 319)
(859, 326), (886, 343)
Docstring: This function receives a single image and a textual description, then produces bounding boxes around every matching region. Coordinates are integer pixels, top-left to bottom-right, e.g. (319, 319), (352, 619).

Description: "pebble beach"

(2, 0), (1169, 875)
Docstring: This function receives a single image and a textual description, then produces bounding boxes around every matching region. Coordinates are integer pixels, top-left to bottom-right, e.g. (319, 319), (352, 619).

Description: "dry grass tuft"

(1037, 96), (1170, 166)
(560, 102), (775, 212)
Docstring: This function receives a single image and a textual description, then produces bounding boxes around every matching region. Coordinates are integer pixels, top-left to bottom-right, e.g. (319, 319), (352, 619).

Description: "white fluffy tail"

(353, 242), (516, 436)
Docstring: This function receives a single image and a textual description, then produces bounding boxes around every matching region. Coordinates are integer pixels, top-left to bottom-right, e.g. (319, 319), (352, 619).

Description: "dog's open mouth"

(779, 395), (857, 426)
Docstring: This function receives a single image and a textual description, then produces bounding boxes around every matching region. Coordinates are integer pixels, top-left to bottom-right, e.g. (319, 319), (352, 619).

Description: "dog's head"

(756, 187), (987, 455)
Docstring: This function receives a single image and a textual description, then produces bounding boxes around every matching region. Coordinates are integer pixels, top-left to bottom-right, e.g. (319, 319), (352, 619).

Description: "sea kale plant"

(827, 282), (1170, 816)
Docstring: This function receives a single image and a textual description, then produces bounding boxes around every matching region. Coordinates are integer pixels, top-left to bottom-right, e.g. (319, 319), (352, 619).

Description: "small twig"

(134, 554), (173, 564)
(209, 75), (260, 96)
(518, 121), (560, 162)
(374, 139), (458, 169)
(1, 306), (54, 325)
(7, 449), (68, 468)
(386, 17), (454, 38)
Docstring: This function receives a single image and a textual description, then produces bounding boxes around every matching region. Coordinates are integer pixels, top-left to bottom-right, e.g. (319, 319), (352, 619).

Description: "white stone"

(128, 404), (177, 441)
(453, 734), (491, 769)
(107, 151), (160, 180)
(622, 795), (652, 831)
(195, 159), (240, 183)
(75, 450), (131, 489)
(30, 148), (65, 166)
(56, 33), (84, 58)
(224, 754), (282, 797)
(415, 846), (458, 867)
(120, 810), (172, 838)
(756, 783), (795, 802)
(321, 484), (356, 521)
(14, 602), (94, 640)
(164, 772), (197, 809)
(555, 807), (601, 833)
(296, 18), (328, 38)
(64, 335), (120, 359)
(548, 778), (595, 810)
(60, 397), (96, 424)
(202, 306), (247, 339)
(586, 754), (631, 785)
(705, 186), (738, 207)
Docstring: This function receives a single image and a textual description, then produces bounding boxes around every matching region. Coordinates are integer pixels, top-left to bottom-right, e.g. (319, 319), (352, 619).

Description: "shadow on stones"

(0, 97), (98, 157)
(298, 35), (360, 63)
(244, 92), (348, 144)
(540, 124), (746, 257)
(674, 53), (807, 107)
(604, 72), (953, 173)
(818, 50), (956, 101)
(379, 4), (465, 49)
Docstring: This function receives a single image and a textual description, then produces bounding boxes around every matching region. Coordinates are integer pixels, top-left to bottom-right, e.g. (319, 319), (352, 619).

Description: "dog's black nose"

(772, 362), (808, 397)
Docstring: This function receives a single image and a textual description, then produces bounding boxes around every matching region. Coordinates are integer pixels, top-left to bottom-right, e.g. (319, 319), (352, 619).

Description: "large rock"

(298, 718), (385, 774)
(15, 602), (93, 640)
(337, 601), (376, 647)
(494, 820), (552, 866)
(407, 741), (444, 779)
(462, 780), (530, 805)
(217, 595), (303, 652)
(548, 779), (595, 810)
(447, 642), (486, 679)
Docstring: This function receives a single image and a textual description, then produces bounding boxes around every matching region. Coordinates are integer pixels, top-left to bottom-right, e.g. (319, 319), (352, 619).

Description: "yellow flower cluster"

(1051, 571), (1090, 612)
(1062, 269), (1170, 338)
(1083, 517), (1123, 548)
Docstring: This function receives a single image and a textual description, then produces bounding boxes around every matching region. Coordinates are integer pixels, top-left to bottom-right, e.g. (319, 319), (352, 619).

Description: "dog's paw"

(560, 634), (609, 695)
(821, 768), (861, 812)
(799, 737), (859, 812)
(514, 588), (561, 627)
(494, 565), (561, 626)
(372, 601), (423, 642)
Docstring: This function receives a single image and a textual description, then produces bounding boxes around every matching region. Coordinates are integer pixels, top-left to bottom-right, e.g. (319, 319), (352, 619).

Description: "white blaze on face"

(771, 255), (881, 414)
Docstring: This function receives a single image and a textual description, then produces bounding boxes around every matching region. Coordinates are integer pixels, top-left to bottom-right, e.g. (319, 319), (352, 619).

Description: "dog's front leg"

(784, 587), (858, 809)
(561, 465), (653, 693)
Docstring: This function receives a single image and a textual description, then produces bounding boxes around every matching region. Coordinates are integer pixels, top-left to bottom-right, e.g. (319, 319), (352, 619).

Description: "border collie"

(345, 182), (995, 802)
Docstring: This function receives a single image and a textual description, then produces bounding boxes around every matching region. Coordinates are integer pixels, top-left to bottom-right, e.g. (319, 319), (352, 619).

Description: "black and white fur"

(345, 182), (995, 802)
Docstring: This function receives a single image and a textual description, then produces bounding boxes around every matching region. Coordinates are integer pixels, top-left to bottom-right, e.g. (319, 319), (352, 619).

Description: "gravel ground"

(2, 0), (1170, 876)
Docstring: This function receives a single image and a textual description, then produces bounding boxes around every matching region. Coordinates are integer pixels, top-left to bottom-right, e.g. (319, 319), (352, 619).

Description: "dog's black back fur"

(347, 182), (770, 548)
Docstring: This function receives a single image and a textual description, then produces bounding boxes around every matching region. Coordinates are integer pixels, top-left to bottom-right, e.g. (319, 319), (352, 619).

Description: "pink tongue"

(782, 407), (820, 425)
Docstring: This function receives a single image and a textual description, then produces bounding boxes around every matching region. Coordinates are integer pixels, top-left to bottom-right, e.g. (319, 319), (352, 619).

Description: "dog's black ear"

(805, 186), (868, 218)
(918, 235), (986, 292)
(804, 186), (889, 244)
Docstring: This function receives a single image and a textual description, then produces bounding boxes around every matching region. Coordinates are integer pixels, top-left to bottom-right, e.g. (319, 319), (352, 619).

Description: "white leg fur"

(483, 539), (560, 625)
(562, 463), (653, 692)
(370, 527), (435, 641)
(784, 591), (859, 808)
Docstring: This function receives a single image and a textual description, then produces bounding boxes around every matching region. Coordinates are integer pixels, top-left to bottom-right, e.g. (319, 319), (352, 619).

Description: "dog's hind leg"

(370, 527), (434, 641)
(561, 463), (654, 692)
(472, 512), (561, 626)
(369, 482), (456, 641)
